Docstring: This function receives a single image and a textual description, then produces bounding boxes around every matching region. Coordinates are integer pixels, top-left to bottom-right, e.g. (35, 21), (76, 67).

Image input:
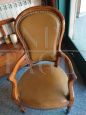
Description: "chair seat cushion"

(18, 64), (69, 109)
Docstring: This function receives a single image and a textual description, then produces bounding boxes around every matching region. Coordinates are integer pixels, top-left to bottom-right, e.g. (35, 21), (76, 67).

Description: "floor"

(0, 66), (86, 115)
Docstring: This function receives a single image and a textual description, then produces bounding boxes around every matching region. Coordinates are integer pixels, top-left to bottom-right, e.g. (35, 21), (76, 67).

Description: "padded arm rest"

(56, 51), (77, 103)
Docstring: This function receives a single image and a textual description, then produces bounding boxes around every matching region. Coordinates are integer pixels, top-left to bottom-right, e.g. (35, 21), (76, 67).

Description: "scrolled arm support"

(56, 51), (77, 80)
(9, 55), (26, 81)
(8, 54), (26, 102)
(56, 51), (77, 104)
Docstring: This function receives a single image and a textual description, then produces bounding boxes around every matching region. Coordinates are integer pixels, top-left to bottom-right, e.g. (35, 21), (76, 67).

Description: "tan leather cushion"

(18, 64), (69, 109)
(20, 11), (61, 61)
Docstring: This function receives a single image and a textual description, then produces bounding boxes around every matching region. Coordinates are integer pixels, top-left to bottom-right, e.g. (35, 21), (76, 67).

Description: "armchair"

(9, 6), (77, 114)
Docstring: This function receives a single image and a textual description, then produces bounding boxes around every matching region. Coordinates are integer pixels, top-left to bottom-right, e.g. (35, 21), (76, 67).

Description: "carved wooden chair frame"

(9, 6), (77, 113)
(0, 18), (15, 37)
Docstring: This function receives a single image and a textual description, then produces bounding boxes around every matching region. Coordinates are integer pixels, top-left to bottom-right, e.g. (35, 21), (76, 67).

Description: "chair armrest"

(56, 51), (77, 102)
(9, 54), (26, 82)
(0, 18), (15, 26)
(8, 54), (27, 100)
(56, 51), (77, 80)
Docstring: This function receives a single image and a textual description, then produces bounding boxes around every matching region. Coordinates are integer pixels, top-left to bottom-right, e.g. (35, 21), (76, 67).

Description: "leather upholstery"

(19, 11), (61, 61)
(11, 6), (76, 111)
(18, 64), (69, 108)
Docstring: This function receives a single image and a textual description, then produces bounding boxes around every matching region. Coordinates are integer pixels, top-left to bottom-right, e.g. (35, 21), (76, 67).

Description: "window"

(68, 0), (86, 61)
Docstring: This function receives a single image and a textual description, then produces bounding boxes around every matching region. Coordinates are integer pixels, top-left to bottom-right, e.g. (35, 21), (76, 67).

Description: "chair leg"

(20, 105), (25, 113)
(15, 101), (25, 113)
(66, 106), (71, 114)
(13, 98), (25, 113)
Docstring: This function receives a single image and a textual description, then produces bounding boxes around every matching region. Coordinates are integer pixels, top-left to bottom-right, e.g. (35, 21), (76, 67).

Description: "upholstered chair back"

(15, 6), (65, 62)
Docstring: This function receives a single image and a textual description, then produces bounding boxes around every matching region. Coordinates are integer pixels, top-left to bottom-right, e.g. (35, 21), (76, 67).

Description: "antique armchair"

(9, 6), (77, 114)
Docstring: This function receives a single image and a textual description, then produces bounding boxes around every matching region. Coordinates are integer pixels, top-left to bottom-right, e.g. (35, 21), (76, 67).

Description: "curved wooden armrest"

(57, 51), (77, 80)
(9, 52), (32, 102)
(56, 51), (77, 103)
(0, 18), (15, 26)
(9, 54), (26, 82)
(8, 54), (28, 104)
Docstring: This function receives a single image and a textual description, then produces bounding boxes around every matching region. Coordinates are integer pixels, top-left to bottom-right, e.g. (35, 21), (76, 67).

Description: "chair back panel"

(15, 7), (65, 62)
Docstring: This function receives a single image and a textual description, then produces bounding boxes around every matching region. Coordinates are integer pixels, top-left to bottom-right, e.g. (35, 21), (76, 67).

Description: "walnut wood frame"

(0, 18), (15, 26)
(9, 6), (77, 114)
(0, 18), (15, 36)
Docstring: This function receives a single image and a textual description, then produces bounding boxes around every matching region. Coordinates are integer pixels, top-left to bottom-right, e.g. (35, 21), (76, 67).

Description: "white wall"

(80, 0), (86, 13)
(0, 0), (42, 19)
(31, 0), (41, 6)
(68, 0), (78, 39)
